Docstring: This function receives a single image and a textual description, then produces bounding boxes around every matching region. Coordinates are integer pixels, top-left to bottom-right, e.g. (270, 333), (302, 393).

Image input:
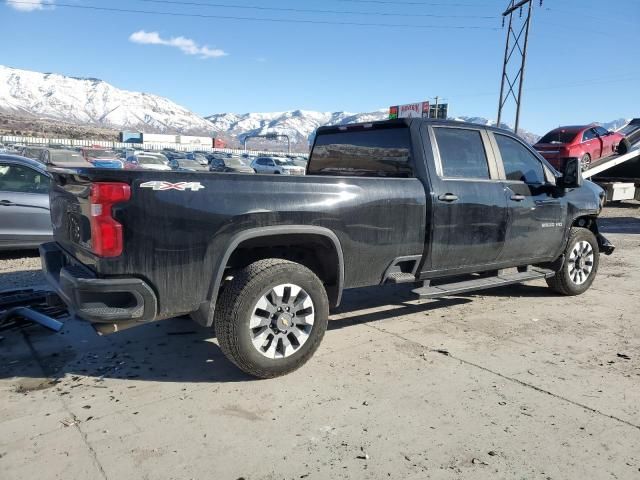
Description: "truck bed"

(47, 168), (427, 320)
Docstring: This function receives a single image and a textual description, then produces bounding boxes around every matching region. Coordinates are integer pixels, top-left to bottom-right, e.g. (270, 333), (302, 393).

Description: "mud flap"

(597, 233), (615, 255)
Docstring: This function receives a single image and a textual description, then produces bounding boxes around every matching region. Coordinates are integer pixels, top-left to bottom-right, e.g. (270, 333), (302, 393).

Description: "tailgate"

(50, 170), (94, 256)
(48, 168), (133, 263)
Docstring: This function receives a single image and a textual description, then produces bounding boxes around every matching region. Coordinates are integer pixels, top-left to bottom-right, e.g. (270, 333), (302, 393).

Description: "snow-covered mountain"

(1, 65), (630, 147)
(205, 110), (389, 145)
(206, 110), (543, 145)
(0, 65), (213, 134)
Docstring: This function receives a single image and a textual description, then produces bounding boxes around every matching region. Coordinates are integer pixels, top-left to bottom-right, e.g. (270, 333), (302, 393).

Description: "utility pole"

(497, 0), (539, 136)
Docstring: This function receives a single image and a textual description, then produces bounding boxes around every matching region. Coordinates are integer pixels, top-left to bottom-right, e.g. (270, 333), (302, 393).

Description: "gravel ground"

(0, 251), (45, 291)
(1, 203), (639, 480)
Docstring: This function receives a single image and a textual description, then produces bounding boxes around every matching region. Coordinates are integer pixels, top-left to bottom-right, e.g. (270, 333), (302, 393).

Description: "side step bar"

(412, 269), (554, 299)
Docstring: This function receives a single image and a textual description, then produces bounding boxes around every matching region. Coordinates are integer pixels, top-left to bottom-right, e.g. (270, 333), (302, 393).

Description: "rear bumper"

(40, 242), (158, 326)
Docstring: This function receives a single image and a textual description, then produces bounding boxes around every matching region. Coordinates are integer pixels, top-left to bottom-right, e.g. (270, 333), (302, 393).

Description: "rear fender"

(192, 225), (344, 327)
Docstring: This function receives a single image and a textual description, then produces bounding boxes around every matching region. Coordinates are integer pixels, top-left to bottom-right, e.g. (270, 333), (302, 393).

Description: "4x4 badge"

(140, 181), (205, 192)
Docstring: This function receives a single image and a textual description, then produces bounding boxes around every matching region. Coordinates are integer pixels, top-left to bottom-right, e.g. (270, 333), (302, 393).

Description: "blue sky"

(1, 0), (639, 134)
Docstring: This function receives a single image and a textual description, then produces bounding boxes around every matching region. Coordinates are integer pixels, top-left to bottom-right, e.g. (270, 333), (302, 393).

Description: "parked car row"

(0, 142), (310, 175)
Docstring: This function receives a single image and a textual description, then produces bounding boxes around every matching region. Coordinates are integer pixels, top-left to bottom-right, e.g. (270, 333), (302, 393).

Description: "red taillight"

(89, 182), (131, 257)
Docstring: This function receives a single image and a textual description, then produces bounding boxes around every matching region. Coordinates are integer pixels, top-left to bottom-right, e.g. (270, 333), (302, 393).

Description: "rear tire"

(580, 153), (591, 171)
(214, 259), (329, 379)
(618, 138), (631, 155)
(546, 227), (599, 296)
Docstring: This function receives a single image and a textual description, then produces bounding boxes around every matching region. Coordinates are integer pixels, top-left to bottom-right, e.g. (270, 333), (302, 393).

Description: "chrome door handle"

(510, 194), (526, 202)
(0, 199), (15, 206)
(438, 193), (459, 202)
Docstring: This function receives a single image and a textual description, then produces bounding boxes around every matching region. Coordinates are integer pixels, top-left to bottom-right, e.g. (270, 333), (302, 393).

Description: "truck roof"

(315, 118), (514, 136)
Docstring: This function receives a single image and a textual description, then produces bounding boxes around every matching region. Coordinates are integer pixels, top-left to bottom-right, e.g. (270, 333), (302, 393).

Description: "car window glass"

(582, 129), (597, 142)
(495, 134), (545, 184)
(309, 126), (413, 177)
(433, 128), (489, 179)
(594, 126), (609, 136)
(0, 164), (50, 193)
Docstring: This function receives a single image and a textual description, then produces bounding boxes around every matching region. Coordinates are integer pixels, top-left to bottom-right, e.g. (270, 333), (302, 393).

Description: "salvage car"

(534, 125), (630, 170)
(251, 156), (306, 175)
(168, 158), (209, 172)
(39, 148), (93, 168)
(618, 118), (640, 147)
(124, 153), (171, 171)
(209, 155), (255, 173)
(40, 118), (613, 378)
(80, 148), (124, 169)
(0, 154), (52, 250)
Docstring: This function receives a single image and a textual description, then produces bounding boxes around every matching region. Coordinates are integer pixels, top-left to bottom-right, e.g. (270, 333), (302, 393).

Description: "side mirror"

(561, 157), (583, 189)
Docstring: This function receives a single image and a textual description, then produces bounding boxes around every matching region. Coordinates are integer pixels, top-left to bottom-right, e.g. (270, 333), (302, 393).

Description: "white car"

(125, 153), (172, 171)
(250, 156), (306, 175)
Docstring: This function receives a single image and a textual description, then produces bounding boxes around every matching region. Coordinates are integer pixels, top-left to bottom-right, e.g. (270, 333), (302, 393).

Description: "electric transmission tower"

(497, 0), (542, 135)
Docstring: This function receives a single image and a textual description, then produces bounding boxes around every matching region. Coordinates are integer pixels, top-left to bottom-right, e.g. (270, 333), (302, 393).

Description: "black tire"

(617, 138), (631, 155)
(546, 227), (599, 296)
(580, 153), (591, 171)
(214, 259), (329, 379)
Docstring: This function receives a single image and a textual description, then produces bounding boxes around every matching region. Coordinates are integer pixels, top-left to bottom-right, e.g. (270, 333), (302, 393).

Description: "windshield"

(273, 158), (296, 166)
(539, 130), (579, 144)
(86, 149), (117, 159)
(50, 150), (85, 163)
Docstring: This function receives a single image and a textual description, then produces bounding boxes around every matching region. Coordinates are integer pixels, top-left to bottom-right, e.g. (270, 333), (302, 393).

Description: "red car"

(534, 125), (630, 171)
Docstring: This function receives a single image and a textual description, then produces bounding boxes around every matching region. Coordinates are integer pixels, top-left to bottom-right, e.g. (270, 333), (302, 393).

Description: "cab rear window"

(309, 126), (412, 178)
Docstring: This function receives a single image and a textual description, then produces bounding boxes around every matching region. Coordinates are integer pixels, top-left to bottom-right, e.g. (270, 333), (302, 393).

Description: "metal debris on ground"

(0, 288), (68, 332)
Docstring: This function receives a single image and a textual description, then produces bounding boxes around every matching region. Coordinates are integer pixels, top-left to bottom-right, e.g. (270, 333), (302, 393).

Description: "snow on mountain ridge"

(206, 110), (544, 145)
(1, 65), (629, 147)
(0, 65), (213, 134)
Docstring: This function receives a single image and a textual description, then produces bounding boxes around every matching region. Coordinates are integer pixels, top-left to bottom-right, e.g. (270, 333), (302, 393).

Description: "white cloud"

(129, 30), (227, 59)
(6, 0), (54, 11)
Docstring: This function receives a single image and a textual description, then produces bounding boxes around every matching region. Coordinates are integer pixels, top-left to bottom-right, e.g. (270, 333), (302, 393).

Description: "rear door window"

(582, 129), (597, 142)
(309, 126), (412, 177)
(433, 127), (490, 179)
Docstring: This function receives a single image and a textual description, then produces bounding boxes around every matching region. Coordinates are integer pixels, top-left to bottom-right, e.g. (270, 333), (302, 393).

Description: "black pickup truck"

(41, 119), (613, 378)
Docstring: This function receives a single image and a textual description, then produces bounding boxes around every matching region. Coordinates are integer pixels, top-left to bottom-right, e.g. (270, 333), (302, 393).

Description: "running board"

(412, 269), (555, 299)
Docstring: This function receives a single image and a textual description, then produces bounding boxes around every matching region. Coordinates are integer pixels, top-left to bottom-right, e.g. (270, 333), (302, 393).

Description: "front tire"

(618, 138), (631, 155)
(214, 259), (329, 379)
(546, 227), (599, 296)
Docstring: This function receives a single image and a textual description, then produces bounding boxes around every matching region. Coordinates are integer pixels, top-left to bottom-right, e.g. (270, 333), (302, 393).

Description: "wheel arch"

(193, 226), (344, 327)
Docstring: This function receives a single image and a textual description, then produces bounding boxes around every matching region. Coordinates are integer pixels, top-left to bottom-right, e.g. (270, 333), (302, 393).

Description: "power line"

(456, 74), (639, 99)
(5, 1), (501, 30)
(134, 0), (498, 20)
(336, 0), (495, 6)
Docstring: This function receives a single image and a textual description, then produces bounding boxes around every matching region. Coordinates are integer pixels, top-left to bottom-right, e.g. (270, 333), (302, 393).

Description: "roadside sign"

(430, 103), (449, 120)
(389, 101), (447, 120)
